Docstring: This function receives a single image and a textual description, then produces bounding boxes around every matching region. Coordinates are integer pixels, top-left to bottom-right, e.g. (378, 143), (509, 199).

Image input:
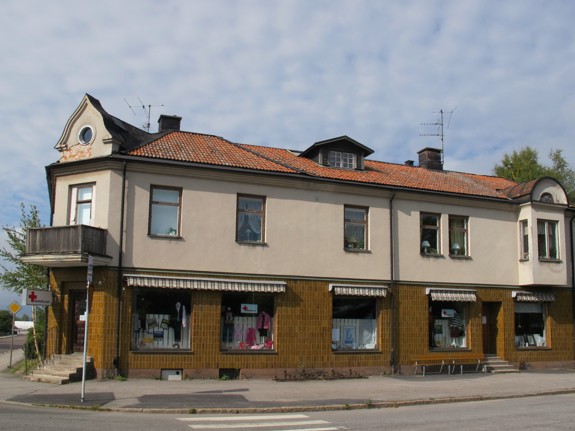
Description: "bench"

(413, 357), (486, 376)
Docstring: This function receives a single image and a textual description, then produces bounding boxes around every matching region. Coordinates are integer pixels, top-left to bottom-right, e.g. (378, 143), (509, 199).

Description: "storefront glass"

(332, 297), (377, 351)
(515, 302), (547, 347)
(131, 288), (191, 350)
(221, 293), (275, 351)
(429, 301), (468, 349)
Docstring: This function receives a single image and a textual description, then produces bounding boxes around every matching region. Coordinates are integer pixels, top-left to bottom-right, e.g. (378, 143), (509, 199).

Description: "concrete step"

(484, 356), (519, 374)
(22, 354), (95, 384)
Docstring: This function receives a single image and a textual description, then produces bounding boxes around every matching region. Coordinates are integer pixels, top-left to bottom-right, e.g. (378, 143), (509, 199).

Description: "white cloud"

(0, 0), (574, 237)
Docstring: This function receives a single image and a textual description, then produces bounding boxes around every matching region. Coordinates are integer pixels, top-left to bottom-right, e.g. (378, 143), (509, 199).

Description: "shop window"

(69, 184), (94, 226)
(428, 301), (468, 349)
(344, 206), (368, 250)
(332, 297), (377, 350)
(537, 219), (559, 260)
(221, 293), (275, 351)
(236, 195), (265, 243)
(149, 186), (181, 236)
(421, 213), (440, 255)
(515, 302), (547, 347)
(519, 220), (529, 260)
(131, 288), (191, 350)
(448, 215), (468, 256)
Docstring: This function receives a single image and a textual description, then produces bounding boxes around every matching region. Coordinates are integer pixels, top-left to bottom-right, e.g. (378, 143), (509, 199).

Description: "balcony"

(22, 225), (112, 267)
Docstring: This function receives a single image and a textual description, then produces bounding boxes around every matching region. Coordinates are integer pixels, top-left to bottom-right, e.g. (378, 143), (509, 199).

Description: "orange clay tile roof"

(128, 131), (517, 200)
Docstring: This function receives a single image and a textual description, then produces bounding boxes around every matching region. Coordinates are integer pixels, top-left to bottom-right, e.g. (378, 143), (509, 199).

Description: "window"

(221, 293), (275, 351)
(149, 186), (181, 236)
(537, 220), (559, 260)
(515, 302), (547, 347)
(344, 206), (368, 250)
(540, 192), (554, 203)
(428, 301), (468, 349)
(332, 297), (377, 350)
(78, 125), (94, 145)
(131, 288), (191, 350)
(449, 216), (468, 256)
(519, 220), (529, 260)
(329, 151), (356, 169)
(236, 195), (265, 243)
(421, 213), (440, 255)
(69, 184), (94, 226)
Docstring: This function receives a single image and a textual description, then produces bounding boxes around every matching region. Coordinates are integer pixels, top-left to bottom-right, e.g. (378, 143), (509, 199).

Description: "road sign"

(8, 301), (21, 315)
(22, 289), (52, 306)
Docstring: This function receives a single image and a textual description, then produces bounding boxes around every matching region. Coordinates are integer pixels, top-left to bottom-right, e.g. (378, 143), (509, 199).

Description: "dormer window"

(329, 151), (356, 169)
(540, 192), (554, 203)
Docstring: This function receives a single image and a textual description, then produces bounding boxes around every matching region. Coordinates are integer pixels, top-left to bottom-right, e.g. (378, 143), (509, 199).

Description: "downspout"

(114, 161), (127, 374)
(389, 192), (396, 373)
(44, 169), (55, 360)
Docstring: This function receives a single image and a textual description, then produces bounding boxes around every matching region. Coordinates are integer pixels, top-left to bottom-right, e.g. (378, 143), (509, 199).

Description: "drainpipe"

(389, 192), (396, 373)
(114, 161), (127, 375)
(571, 216), (575, 355)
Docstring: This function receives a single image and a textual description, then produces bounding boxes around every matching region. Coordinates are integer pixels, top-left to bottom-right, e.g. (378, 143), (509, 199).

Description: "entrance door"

(482, 302), (501, 354)
(70, 290), (87, 353)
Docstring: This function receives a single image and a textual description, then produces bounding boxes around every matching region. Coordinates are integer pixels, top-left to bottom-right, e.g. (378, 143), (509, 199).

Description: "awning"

(426, 288), (477, 302)
(329, 284), (388, 297)
(124, 274), (286, 293)
(512, 291), (555, 302)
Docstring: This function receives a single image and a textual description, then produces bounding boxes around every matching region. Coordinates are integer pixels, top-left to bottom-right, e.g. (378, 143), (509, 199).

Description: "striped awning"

(512, 291), (555, 302)
(124, 274), (286, 293)
(426, 288), (477, 302)
(329, 284), (388, 297)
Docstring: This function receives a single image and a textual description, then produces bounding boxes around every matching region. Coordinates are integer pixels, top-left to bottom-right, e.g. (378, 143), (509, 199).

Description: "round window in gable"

(78, 125), (94, 145)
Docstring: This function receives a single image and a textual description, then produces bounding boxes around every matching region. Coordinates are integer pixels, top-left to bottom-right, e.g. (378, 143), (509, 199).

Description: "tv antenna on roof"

(123, 97), (164, 132)
(420, 107), (457, 167)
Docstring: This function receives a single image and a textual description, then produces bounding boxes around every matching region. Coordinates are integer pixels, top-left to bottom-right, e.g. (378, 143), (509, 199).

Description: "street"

(1, 393), (574, 431)
(0, 334), (26, 354)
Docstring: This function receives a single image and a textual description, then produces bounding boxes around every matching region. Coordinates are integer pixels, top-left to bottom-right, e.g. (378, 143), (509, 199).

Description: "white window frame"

(329, 150), (356, 169)
(448, 215), (468, 257)
(421, 213), (441, 255)
(344, 205), (368, 250)
(69, 184), (95, 226)
(149, 186), (182, 236)
(537, 219), (559, 260)
(236, 194), (266, 243)
(519, 220), (529, 261)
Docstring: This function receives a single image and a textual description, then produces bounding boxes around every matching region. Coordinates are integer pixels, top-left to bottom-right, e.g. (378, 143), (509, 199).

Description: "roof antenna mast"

(420, 107), (456, 167)
(123, 97), (164, 132)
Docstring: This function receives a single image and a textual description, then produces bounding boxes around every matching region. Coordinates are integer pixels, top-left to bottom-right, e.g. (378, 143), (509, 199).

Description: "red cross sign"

(22, 289), (52, 306)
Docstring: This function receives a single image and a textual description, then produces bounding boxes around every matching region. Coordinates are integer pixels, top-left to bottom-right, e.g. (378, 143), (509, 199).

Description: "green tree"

(494, 147), (575, 203)
(0, 203), (47, 293)
(0, 203), (48, 360)
(0, 310), (12, 334)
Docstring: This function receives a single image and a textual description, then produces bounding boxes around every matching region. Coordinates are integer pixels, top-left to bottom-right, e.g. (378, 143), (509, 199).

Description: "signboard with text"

(22, 289), (52, 306)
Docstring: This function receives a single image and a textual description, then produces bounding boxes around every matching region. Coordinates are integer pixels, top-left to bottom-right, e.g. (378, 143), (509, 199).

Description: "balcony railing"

(25, 225), (108, 257)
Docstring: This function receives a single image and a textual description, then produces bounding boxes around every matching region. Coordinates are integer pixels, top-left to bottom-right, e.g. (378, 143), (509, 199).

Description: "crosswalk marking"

(176, 413), (343, 430)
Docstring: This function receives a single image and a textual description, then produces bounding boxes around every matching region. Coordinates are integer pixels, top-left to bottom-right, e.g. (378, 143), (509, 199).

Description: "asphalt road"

(0, 334), (26, 354)
(1, 393), (575, 431)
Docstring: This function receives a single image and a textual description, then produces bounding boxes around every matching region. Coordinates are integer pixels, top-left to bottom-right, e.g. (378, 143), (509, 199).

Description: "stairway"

(23, 354), (95, 384)
(484, 355), (519, 374)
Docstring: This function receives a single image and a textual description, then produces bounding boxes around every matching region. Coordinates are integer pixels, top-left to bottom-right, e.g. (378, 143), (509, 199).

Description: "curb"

(9, 388), (575, 415)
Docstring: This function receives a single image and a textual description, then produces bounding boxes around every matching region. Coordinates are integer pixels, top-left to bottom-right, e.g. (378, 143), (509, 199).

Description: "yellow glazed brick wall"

(396, 283), (573, 371)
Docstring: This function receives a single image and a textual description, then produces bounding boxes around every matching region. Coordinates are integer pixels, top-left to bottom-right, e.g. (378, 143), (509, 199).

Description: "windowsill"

(131, 349), (191, 354)
(236, 241), (268, 247)
(519, 258), (529, 262)
(148, 234), (183, 240)
(516, 346), (551, 351)
(538, 258), (562, 263)
(333, 349), (380, 354)
(221, 349), (277, 354)
(428, 347), (471, 352)
(449, 255), (471, 260)
(344, 248), (371, 253)
(421, 253), (445, 258)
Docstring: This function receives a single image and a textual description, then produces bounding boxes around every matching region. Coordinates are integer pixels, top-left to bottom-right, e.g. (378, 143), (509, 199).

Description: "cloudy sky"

(1, 0), (574, 310)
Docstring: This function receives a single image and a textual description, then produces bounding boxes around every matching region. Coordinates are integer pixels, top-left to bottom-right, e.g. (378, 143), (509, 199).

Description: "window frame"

(69, 183), (95, 226)
(420, 212), (441, 255)
(448, 215), (469, 257)
(148, 185), (182, 237)
(329, 150), (356, 169)
(519, 219), (529, 261)
(537, 219), (559, 260)
(236, 194), (266, 244)
(514, 302), (548, 348)
(332, 295), (379, 351)
(428, 300), (469, 350)
(344, 205), (369, 251)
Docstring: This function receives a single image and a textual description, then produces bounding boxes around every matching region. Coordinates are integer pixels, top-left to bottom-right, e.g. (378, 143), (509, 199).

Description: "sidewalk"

(2, 354), (575, 413)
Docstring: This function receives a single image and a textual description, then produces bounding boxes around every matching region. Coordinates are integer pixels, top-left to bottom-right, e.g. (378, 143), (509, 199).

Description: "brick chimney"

(158, 114), (182, 133)
(418, 147), (443, 170)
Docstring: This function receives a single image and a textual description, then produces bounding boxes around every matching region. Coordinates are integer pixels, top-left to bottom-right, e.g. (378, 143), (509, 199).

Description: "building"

(23, 94), (575, 379)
